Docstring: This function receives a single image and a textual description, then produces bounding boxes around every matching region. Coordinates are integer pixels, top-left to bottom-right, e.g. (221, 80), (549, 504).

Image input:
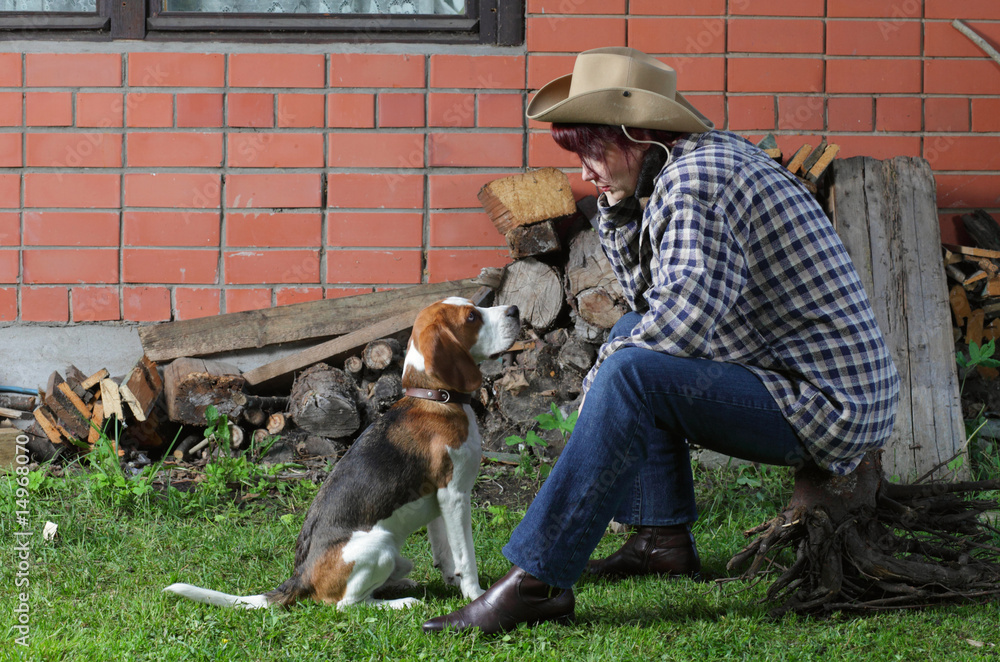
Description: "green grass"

(2, 459), (998, 662)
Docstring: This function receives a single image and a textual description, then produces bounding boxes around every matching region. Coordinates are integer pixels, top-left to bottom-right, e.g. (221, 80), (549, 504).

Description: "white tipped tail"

(163, 583), (270, 609)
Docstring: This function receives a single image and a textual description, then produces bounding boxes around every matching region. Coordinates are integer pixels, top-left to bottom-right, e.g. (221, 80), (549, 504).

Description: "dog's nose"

(505, 305), (519, 320)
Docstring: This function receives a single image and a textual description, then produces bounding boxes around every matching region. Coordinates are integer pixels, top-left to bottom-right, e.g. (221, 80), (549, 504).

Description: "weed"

(504, 402), (577, 480)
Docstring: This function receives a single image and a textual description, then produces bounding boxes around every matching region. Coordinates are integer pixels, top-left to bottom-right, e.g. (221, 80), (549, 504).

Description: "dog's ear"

(424, 327), (482, 393)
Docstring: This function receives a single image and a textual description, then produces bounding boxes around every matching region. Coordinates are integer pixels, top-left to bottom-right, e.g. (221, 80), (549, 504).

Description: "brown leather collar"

(403, 387), (473, 405)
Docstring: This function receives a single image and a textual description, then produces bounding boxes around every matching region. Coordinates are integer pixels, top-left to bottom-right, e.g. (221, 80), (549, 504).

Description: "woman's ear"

(424, 328), (482, 393)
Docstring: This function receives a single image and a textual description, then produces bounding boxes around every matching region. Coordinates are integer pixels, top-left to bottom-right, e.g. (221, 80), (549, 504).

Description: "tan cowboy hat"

(526, 47), (714, 133)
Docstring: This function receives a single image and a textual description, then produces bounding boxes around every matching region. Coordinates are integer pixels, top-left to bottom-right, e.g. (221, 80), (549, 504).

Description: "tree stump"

(287, 364), (361, 439)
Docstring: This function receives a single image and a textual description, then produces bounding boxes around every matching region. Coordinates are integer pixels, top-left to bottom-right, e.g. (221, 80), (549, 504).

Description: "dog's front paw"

(462, 584), (486, 600)
(442, 572), (462, 588)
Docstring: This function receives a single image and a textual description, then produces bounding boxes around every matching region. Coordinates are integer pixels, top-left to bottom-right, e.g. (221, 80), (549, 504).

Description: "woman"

(423, 47), (899, 634)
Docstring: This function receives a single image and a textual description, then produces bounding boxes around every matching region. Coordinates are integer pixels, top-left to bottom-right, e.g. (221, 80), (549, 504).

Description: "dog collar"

(403, 388), (473, 405)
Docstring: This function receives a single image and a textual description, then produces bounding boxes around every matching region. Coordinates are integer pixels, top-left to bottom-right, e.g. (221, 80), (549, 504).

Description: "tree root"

(727, 452), (1000, 616)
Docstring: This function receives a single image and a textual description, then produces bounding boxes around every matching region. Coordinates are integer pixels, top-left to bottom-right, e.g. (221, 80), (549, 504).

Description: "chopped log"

(786, 143), (813, 175)
(557, 336), (597, 375)
(230, 425), (245, 451)
(287, 364), (361, 438)
(80, 368), (109, 392)
(124, 410), (163, 449)
(806, 144), (841, 183)
(64, 365), (89, 399)
(22, 426), (61, 462)
(799, 139), (828, 175)
(961, 210), (1000, 252)
(88, 401), (105, 445)
(362, 338), (403, 372)
(242, 408), (266, 428)
(968, 309), (986, 346)
(943, 243), (1000, 260)
(172, 433), (202, 461)
(0, 393), (36, 412)
(756, 134), (782, 161)
(33, 406), (67, 446)
(950, 284), (972, 327)
(57, 382), (91, 419)
(99, 378), (124, 421)
(138, 277), (494, 362)
(576, 287), (628, 329)
(564, 228), (620, 297)
(252, 429), (269, 446)
(363, 372), (403, 423)
(505, 220), (561, 259)
(496, 258), (563, 331)
(478, 167), (576, 235)
(344, 355), (364, 379)
(163, 358), (246, 426)
(266, 412), (286, 436)
(984, 277), (1000, 298)
(119, 356), (163, 423)
(0, 406), (28, 420)
(43, 380), (90, 440)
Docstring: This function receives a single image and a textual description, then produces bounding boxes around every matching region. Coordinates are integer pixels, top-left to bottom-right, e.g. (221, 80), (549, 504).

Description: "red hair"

(550, 123), (681, 168)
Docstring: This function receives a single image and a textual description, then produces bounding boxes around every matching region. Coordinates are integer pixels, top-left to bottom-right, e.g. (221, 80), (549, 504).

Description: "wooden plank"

(0, 406), (28, 420)
(137, 277), (492, 362)
(163, 358), (245, 425)
(80, 368), (110, 391)
(0, 428), (21, 471)
(806, 144), (841, 183)
(100, 378), (124, 421)
(244, 311), (415, 386)
(799, 139), (828, 176)
(119, 356), (163, 423)
(33, 407), (65, 446)
(44, 382), (90, 440)
(942, 243), (1000, 260)
(786, 143), (813, 175)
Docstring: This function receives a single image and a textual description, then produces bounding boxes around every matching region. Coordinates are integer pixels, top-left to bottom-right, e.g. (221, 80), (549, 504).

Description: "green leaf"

(525, 431), (549, 448)
(504, 435), (524, 447)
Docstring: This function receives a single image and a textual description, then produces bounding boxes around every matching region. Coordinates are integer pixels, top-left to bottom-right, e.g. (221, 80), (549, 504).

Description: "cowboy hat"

(526, 47), (714, 133)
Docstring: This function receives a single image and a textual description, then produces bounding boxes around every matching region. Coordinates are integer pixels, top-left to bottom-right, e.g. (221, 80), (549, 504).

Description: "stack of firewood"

(945, 210), (1000, 370)
(756, 134), (841, 194)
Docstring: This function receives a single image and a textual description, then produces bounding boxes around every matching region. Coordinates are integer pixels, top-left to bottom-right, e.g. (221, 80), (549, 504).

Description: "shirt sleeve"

(581, 191), (749, 395)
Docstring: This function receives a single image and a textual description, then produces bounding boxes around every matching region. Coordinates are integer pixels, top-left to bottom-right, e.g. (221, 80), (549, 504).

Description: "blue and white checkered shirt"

(584, 130), (899, 475)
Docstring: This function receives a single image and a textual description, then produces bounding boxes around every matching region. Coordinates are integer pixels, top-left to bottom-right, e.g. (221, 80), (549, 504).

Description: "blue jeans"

(502, 312), (811, 589)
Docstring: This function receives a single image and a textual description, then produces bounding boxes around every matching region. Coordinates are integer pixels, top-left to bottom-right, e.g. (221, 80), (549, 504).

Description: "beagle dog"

(164, 297), (520, 610)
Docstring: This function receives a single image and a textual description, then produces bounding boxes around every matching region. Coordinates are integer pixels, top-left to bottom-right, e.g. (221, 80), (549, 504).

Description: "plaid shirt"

(584, 130), (899, 475)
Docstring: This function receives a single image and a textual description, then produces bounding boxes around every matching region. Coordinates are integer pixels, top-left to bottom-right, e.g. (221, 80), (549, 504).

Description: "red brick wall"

(1, 1), (999, 324)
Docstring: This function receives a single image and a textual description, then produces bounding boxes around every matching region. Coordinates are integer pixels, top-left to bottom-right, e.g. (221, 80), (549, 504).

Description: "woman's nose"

(581, 161), (596, 181)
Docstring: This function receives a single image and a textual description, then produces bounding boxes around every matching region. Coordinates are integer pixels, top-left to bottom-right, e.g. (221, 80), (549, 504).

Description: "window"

(0, 0), (523, 44)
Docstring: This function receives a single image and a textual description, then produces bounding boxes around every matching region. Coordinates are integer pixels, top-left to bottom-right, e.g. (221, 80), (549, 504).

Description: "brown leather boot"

(422, 566), (574, 635)
(587, 525), (701, 579)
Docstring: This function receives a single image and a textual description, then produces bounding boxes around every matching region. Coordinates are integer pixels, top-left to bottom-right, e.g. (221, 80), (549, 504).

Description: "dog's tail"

(163, 583), (271, 609)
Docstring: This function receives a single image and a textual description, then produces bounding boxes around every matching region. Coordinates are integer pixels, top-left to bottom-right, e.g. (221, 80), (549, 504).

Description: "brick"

(378, 93), (425, 128)
(123, 249), (218, 284)
(727, 95), (775, 131)
(330, 133), (424, 168)
(228, 133), (324, 168)
(0, 213), (18, 246)
(325, 287), (372, 300)
(21, 287), (68, 322)
(175, 287), (220, 320)
(429, 93), (476, 128)
(327, 173), (423, 209)
(526, 17), (627, 53)
(0, 175), (18, 208)
(25, 92), (72, 126)
(24, 211), (119, 247)
(73, 287), (120, 322)
(630, 0), (725, 14)
(426, 249), (511, 284)
(926, 0), (1000, 19)
(123, 286), (171, 322)
(124, 174), (221, 209)
(668, 57), (726, 92)
(225, 288), (271, 314)
(0, 250), (17, 282)
(127, 132), (223, 168)
(528, 131), (580, 168)
(77, 93), (124, 128)
(925, 21), (1000, 58)
(226, 174), (322, 209)
(228, 93), (274, 128)
(429, 133), (521, 168)
(23, 249), (118, 284)
(729, 18), (823, 54)
(925, 60), (1000, 95)
(0, 288), (15, 321)
(429, 173), (507, 209)
(429, 212), (505, 247)
(26, 133), (122, 168)
(0, 53), (20, 86)
(328, 93), (375, 128)
(924, 98), (970, 133)
(327, 249), (421, 284)
(972, 99), (1000, 132)
(26, 53), (121, 87)
(227, 212), (321, 247)
(430, 55), (526, 89)
(129, 53), (225, 87)
(835, 135), (921, 161)
(828, 0), (915, 17)
(225, 250), (320, 284)
(0, 92), (21, 126)
(828, 97), (874, 132)
(936, 175), (1000, 210)
(689, 94), (725, 128)
(177, 94), (224, 128)
(633, 18), (727, 55)
(527, 55), (575, 90)
(730, 0), (824, 16)
(0, 134), (19, 167)
(478, 93), (524, 128)
(276, 287), (323, 307)
(126, 92), (173, 128)
(328, 212), (423, 248)
(278, 94), (325, 128)
(25, 173), (119, 209)
(828, 59), (921, 94)
(876, 97), (922, 132)
(827, 20), (920, 56)
(330, 53), (424, 88)
(229, 53), (325, 88)
(527, 0), (625, 13)
(124, 211), (220, 247)
(924, 136), (1000, 172)
(778, 96), (825, 131)
(729, 58), (825, 94)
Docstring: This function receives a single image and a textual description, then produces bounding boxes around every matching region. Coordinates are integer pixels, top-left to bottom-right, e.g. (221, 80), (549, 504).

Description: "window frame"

(0, 0), (524, 45)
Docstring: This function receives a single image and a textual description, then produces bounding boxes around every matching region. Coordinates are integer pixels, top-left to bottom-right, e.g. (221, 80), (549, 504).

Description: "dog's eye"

(466, 310), (479, 324)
